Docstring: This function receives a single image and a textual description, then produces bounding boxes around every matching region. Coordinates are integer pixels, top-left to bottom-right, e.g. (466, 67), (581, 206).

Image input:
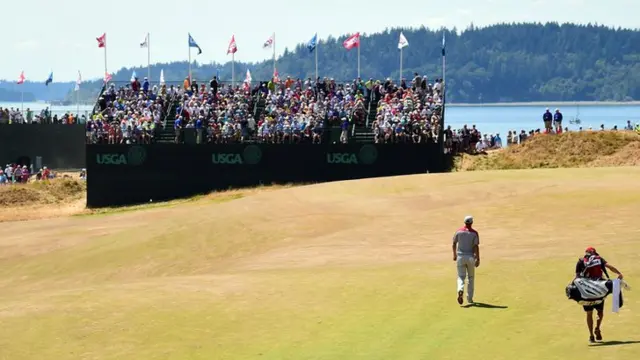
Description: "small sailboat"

(569, 103), (581, 125)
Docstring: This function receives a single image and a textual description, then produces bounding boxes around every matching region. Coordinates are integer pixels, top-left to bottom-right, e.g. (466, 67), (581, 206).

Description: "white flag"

(245, 69), (252, 84)
(75, 71), (81, 91)
(140, 33), (148, 48)
(160, 69), (165, 85)
(398, 32), (409, 49)
(130, 70), (137, 82)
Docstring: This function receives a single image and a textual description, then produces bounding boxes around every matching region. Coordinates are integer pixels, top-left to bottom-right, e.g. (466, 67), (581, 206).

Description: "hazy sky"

(3, 0), (638, 81)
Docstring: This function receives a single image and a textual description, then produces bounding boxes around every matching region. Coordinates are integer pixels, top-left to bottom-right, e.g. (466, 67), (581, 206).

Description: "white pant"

(457, 255), (476, 301)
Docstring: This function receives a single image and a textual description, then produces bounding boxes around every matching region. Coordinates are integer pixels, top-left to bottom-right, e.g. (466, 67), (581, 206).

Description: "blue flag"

(307, 33), (317, 53)
(441, 32), (446, 57)
(188, 33), (202, 55)
(45, 72), (53, 86)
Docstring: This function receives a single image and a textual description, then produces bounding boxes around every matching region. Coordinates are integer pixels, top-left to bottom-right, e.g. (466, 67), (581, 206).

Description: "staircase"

(155, 96), (180, 143)
(253, 92), (266, 121)
(352, 127), (375, 143)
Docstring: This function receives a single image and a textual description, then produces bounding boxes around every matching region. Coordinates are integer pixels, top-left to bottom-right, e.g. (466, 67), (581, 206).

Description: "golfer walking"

(453, 215), (480, 305)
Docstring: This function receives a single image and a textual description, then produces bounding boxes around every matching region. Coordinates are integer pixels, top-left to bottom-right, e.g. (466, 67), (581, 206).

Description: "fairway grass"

(1, 167), (639, 359)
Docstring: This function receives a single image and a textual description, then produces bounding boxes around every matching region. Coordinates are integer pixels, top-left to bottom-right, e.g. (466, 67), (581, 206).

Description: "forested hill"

(6, 22), (640, 103)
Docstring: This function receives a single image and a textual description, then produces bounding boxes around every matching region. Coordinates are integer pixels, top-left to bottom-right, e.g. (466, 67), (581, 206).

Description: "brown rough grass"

(457, 130), (640, 171)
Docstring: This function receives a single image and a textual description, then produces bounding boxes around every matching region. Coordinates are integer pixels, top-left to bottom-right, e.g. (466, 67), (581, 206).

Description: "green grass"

(0, 167), (638, 359)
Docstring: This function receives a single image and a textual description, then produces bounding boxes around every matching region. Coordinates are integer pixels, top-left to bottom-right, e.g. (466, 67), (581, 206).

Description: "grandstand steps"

(353, 128), (375, 143)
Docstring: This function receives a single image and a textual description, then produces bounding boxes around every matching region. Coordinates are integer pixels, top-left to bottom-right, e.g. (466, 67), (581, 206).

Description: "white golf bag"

(566, 278), (613, 306)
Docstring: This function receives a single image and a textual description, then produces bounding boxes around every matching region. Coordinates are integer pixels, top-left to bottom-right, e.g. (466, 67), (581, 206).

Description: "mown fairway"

(0, 167), (638, 359)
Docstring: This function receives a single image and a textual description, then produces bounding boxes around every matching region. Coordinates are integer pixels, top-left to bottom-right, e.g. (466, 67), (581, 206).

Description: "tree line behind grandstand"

(1, 22), (638, 104)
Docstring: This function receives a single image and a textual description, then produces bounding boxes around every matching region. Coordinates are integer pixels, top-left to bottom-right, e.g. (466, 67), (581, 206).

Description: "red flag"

(104, 72), (112, 83)
(343, 33), (360, 50)
(273, 68), (280, 83)
(96, 33), (106, 48)
(227, 35), (237, 55)
(17, 71), (25, 85)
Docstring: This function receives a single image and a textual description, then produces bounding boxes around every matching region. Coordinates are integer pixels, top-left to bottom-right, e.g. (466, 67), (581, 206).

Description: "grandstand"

(86, 75), (446, 147)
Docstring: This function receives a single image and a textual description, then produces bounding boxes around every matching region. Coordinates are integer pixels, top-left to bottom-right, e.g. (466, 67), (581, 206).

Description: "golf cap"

(585, 246), (596, 254)
(464, 216), (473, 224)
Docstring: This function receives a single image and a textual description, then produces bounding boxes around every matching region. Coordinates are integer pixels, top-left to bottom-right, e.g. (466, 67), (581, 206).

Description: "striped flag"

(104, 72), (112, 83)
(263, 35), (274, 49)
(227, 35), (238, 54)
(17, 71), (25, 85)
(96, 33), (106, 48)
(343, 33), (360, 50)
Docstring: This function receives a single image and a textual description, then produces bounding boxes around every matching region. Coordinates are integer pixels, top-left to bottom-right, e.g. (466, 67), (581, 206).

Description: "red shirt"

(576, 255), (607, 279)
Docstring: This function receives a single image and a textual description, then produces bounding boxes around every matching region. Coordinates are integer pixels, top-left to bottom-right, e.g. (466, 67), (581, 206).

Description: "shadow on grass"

(462, 302), (508, 309)
(590, 340), (640, 347)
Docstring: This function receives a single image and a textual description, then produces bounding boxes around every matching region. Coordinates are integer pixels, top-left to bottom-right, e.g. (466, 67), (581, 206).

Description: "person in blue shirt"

(174, 116), (183, 144)
(143, 78), (150, 93)
(195, 117), (203, 144)
(554, 109), (563, 133)
(543, 108), (553, 133)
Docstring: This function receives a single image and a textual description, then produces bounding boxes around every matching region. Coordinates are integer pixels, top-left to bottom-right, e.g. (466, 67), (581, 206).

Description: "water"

(2, 101), (639, 136)
(446, 104), (640, 136)
(0, 101), (93, 118)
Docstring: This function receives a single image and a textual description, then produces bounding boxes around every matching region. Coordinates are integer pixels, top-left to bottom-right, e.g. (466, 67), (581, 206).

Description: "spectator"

(554, 109), (563, 133)
(543, 108), (553, 133)
(0, 170), (7, 185)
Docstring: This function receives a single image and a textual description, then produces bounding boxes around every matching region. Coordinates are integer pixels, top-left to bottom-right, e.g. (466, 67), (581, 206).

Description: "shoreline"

(448, 101), (640, 107)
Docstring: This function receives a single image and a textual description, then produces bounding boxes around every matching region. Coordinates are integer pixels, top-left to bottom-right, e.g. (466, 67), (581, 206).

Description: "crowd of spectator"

(0, 164), (72, 185)
(172, 76), (382, 145)
(86, 77), (168, 144)
(0, 107), (86, 124)
(369, 73), (445, 145)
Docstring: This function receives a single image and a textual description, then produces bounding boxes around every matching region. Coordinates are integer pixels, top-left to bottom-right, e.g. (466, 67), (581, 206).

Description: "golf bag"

(566, 278), (613, 306)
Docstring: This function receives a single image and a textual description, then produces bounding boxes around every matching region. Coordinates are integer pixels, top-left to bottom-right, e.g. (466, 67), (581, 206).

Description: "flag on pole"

(130, 70), (137, 82)
(442, 32), (446, 56)
(140, 33), (149, 48)
(227, 35), (238, 54)
(75, 71), (82, 91)
(17, 71), (25, 85)
(96, 33), (106, 48)
(245, 68), (252, 84)
(343, 33), (360, 50)
(188, 33), (202, 55)
(398, 32), (409, 49)
(160, 69), (165, 85)
(243, 68), (252, 91)
(262, 35), (274, 49)
(273, 68), (280, 83)
(45, 72), (53, 86)
(104, 72), (112, 83)
(307, 33), (318, 53)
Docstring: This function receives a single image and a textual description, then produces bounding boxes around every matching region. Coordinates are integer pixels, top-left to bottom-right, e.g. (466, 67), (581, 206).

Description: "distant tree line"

(3, 22), (639, 103)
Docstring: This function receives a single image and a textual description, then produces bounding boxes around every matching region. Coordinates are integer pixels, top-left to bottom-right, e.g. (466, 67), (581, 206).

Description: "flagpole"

(104, 35), (108, 85)
(147, 32), (151, 83)
(272, 32), (276, 78)
(188, 46), (192, 82)
(232, 53), (235, 88)
(315, 35), (318, 81)
(21, 87), (24, 116)
(399, 47), (403, 84)
(357, 41), (361, 79)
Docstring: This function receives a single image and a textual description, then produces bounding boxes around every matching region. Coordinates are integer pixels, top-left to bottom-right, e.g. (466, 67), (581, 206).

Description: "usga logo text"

(327, 153), (358, 164)
(212, 153), (243, 165)
(96, 154), (127, 165)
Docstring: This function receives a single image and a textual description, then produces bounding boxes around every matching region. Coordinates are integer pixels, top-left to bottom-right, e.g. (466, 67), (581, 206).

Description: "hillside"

(457, 131), (640, 171)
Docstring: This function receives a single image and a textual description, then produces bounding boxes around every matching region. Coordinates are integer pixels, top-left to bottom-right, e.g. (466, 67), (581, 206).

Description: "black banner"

(86, 143), (446, 207)
(0, 124), (86, 169)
